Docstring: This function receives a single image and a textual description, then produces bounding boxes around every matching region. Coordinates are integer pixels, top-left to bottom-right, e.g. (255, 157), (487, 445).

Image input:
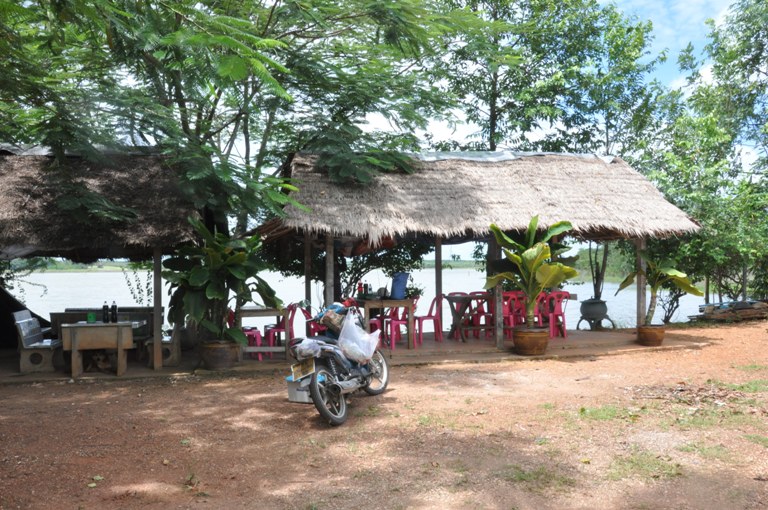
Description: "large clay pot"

(199, 342), (240, 369)
(637, 325), (665, 346)
(512, 327), (549, 355)
(580, 299), (608, 321)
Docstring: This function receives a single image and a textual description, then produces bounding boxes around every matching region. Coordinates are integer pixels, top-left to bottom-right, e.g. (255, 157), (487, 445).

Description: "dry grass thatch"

(282, 152), (700, 244)
(0, 152), (197, 260)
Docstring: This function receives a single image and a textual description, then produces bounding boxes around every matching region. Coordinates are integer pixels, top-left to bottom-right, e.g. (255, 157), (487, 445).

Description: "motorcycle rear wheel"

(309, 362), (348, 426)
(363, 350), (389, 395)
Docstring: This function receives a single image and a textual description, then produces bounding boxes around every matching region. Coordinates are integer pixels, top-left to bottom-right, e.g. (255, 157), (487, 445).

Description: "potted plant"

(484, 216), (579, 355)
(404, 276), (424, 300)
(580, 241), (613, 329)
(615, 250), (702, 346)
(162, 217), (282, 369)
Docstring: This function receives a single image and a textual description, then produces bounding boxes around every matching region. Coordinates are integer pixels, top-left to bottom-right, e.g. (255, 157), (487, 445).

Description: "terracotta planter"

(512, 327), (549, 355)
(637, 325), (665, 346)
(199, 342), (240, 369)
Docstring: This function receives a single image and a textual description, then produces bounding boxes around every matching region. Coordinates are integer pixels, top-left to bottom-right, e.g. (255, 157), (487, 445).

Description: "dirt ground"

(0, 322), (766, 510)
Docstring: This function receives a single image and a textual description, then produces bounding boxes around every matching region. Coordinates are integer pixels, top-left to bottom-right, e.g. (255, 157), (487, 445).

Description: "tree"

(1, 1), (466, 234)
(431, 0), (663, 154)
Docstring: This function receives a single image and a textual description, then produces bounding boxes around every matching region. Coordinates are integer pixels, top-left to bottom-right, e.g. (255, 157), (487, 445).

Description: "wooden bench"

(144, 324), (182, 367)
(13, 310), (63, 374)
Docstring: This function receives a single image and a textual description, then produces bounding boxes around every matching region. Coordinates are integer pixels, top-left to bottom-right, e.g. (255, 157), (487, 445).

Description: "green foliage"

(484, 216), (578, 326)
(162, 218), (281, 344)
(615, 250), (703, 325)
(259, 235), (430, 299)
(120, 261), (153, 306)
(571, 242), (633, 286)
(431, 0), (663, 154)
(1, 0), (465, 233)
(0, 258), (48, 293)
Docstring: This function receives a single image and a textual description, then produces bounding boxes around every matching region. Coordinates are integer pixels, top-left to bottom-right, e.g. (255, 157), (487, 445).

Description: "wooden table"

(444, 293), (493, 342)
(60, 322), (135, 377)
(238, 306), (291, 358)
(358, 298), (416, 349)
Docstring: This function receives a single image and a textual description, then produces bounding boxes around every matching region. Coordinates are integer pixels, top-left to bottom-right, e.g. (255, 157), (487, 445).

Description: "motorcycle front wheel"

(309, 362), (348, 426)
(363, 350), (389, 395)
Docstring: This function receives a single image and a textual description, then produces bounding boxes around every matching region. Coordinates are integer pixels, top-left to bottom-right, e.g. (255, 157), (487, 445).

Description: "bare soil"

(1, 322), (767, 510)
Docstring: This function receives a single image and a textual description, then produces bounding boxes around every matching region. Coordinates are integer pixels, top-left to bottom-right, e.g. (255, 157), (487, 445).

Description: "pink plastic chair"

(468, 291), (493, 338)
(547, 291), (570, 338)
(502, 291), (525, 338)
(388, 298), (418, 348)
(264, 303), (299, 350)
(533, 292), (549, 328)
(243, 328), (263, 360)
(415, 294), (443, 344)
(370, 306), (400, 349)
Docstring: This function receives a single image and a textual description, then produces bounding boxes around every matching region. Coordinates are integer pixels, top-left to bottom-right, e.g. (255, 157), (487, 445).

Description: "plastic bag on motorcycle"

(337, 311), (380, 363)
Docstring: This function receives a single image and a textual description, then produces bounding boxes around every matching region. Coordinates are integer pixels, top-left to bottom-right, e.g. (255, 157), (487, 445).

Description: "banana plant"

(163, 217), (282, 344)
(615, 251), (703, 325)
(484, 216), (579, 327)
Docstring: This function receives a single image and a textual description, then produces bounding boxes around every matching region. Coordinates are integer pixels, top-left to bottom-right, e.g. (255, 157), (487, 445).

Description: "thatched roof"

(279, 152), (699, 245)
(0, 150), (198, 261)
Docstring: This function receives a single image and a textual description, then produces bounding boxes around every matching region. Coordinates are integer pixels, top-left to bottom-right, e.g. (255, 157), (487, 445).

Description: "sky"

(603, 0), (734, 86)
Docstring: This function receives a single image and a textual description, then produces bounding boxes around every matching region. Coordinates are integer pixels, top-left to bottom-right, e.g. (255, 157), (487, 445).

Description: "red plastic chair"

(300, 306), (327, 337)
(415, 294), (443, 344)
(547, 291), (570, 338)
(264, 303), (299, 350)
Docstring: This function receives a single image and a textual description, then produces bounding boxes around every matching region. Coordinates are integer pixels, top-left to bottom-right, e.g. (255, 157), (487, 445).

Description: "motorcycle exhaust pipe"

(333, 379), (361, 394)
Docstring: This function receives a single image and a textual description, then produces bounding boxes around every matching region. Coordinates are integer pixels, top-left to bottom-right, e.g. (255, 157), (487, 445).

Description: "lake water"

(11, 268), (706, 332)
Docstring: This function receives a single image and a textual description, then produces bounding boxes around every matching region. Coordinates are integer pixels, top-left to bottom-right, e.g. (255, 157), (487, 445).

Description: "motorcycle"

(287, 305), (389, 426)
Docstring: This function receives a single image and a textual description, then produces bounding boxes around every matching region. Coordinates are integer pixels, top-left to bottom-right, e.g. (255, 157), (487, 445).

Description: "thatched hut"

(265, 152), (700, 343)
(280, 152), (699, 244)
(0, 148), (196, 261)
(0, 147), (197, 366)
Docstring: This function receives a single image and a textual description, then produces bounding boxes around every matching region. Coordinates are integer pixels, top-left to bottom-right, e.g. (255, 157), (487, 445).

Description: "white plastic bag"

(295, 338), (322, 358)
(338, 310), (380, 363)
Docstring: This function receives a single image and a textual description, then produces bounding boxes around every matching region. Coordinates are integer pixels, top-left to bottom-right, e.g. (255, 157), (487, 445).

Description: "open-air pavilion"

(0, 148), (702, 378)
(0, 147), (197, 369)
(261, 151), (701, 348)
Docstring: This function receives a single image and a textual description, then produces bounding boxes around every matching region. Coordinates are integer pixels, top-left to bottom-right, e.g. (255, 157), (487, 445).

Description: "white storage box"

(286, 375), (312, 404)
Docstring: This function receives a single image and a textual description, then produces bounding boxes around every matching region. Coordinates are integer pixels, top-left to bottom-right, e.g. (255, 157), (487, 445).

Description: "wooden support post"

(153, 247), (163, 370)
(304, 231), (312, 335)
(487, 236), (504, 349)
(635, 238), (647, 327)
(434, 237), (443, 335)
(324, 233), (334, 307)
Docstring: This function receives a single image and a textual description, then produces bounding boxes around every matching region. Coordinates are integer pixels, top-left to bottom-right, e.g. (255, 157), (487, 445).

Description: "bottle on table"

(102, 301), (109, 323)
(110, 301), (118, 323)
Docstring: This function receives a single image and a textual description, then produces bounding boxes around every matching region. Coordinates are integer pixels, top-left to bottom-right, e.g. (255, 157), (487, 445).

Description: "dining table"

(60, 321), (136, 377)
(444, 293), (494, 342)
(238, 305), (291, 358)
(357, 298), (416, 349)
